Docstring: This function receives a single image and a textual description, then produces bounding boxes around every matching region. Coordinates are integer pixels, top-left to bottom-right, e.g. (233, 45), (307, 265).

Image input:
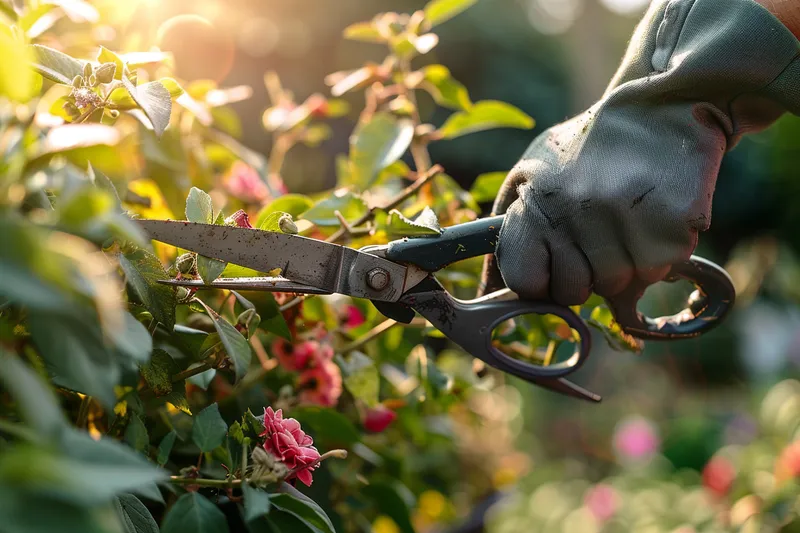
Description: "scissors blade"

(137, 219), (408, 302)
(159, 277), (332, 295)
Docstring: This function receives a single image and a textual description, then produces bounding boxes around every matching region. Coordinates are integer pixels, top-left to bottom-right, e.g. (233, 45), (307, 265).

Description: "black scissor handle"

(400, 279), (601, 402)
(607, 255), (736, 340)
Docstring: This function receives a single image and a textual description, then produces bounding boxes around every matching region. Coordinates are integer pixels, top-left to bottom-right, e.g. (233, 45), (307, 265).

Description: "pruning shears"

(138, 216), (735, 403)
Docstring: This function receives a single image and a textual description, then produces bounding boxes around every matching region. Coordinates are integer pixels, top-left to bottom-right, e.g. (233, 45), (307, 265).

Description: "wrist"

(754, 0), (800, 38)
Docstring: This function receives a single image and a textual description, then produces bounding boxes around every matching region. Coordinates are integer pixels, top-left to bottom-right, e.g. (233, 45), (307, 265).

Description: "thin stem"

(171, 358), (216, 383)
(76, 395), (92, 428)
(287, 449), (348, 478)
(74, 105), (97, 124)
(340, 319), (398, 354)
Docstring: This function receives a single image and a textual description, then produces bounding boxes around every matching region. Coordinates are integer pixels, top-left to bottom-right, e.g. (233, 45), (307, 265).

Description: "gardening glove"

(481, 0), (800, 306)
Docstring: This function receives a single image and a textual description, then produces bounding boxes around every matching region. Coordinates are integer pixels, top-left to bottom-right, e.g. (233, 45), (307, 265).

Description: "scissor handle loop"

(607, 255), (735, 340)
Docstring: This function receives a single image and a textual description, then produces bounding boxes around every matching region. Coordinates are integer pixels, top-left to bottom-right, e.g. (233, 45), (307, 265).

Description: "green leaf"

(161, 492), (229, 533)
(110, 78), (184, 109)
(89, 164), (122, 209)
(424, 0), (478, 27)
(386, 206), (442, 237)
(439, 100), (534, 139)
(0, 350), (67, 439)
(292, 406), (360, 448)
(197, 255), (227, 285)
(255, 211), (291, 232)
(116, 494), (159, 533)
(119, 245), (177, 331)
(343, 21), (385, 43)
(197, 300), (252, 381)
(31, 43), (86, 84)
(97, 46), (124, 80)
(28, 311), (119, 408)
(365, 482), (416, 533)
(0, 28), (37, 102)
(121, 77), (172, 138)
(587, 304), (643, 353)
(192, 403), (228, 453)
(187, 364), (216, 390)
(269, 493), (335, 533)
(114, 312), (153, 364)
(302, 191), (368, 227)
(157, 431), (178, 466)
(243, 484), (271, 522)
(422, 64), (472, 111)
(139, 349), (176, 397)
(261, 194), (314, 219)
(164, 381), (191, 415)
(185, 188), (226, 283)
(124, 414), (149, 453)
(338, 351), (379, 407)
(349, 112), (414, 189)
(57, 428), (168, 504)
(469, 171), (506, 203)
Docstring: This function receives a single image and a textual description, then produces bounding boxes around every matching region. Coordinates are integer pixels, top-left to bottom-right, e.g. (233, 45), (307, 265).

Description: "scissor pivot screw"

(366, 268), (390, 291)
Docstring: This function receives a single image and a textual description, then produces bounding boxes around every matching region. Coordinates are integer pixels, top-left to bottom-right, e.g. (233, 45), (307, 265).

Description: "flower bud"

(278, 214), (298, 234)
(72, 75), (83, 88)
(224, 209), (254, 229)
(95, 62), (116, 84)
(83, 61), (93, 79)
(108, 109), (120, 119)
(363, 404), (397, 433)
(176, 286), (192, 302)
(237, 308), (261, 338)
(89, 74), (98, 87)
(176, 253), (196, 274)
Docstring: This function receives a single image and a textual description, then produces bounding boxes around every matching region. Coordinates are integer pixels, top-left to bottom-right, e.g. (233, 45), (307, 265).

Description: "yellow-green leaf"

(0, 29), (37, 102)
(469, 171), (506, 203)
(386, 206), (442, 237)
(97, 46), (124, 80)
(439, 100), (534, 139)
(349, 112), (414, 189)
(424, 0), (478, 27)
(302, 190), (368, 227)
(343, 21), (385, 43)
(422, 64), (471, 111)
(31, 43), (85, 85)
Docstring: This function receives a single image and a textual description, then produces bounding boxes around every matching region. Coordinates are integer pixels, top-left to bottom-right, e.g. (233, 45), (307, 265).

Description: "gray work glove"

(482, 0), (800, 305)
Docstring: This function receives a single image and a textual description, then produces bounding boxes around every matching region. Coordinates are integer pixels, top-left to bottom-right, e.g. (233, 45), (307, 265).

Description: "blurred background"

(48, 0), (800, 530)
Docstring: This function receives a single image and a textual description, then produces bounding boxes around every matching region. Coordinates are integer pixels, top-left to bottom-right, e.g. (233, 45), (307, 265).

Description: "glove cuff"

(605, 0), (800, 141)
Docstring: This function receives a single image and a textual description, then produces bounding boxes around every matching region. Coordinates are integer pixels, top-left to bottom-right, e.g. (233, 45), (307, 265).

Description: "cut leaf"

(115, 494), (159, 533)
(255, 211), (292, 232)
(260, 194), (313, 219)
(349, 112), (414, 189)
(121, 77), (172, 138)
(31, 44), (85, 84)
(185, 187), (227, 283)
(439, 100), (534, 139)
(386, 206), (442, 237)
(118, 245), (177, 331)
(160, 492), (228, 533)
(422, 64), (472, 111)
(424, 0), (478, 27)
(469, 171), (506, 203)
(192, 403), (228, 453)
(302, 190), (368, 227)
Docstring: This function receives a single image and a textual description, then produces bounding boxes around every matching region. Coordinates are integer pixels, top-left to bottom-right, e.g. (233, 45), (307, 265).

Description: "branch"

(339, 319), (398, 354)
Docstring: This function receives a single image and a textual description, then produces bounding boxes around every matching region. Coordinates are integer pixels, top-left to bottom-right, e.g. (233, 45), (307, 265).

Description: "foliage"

(0, 1), (796, 533)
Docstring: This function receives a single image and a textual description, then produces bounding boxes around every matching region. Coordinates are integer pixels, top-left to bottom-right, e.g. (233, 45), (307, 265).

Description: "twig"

(171, 357), (216, 383)
(339, 319), (398, 354)
(325, 163), (443, 243)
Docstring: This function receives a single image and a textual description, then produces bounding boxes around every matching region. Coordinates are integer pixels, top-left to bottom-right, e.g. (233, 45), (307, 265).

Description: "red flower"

(363, 405), (397, 433)
(344, 305), (365, 329)
(272, 339), (317, 371)
(702, 457), (736, 498)
(298, 357), (342, 408)
(260, 407), (321, 487)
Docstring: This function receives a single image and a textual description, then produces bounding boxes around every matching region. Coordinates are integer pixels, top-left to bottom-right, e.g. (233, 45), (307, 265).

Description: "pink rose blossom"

(612, 416), (660, 463)
(272, 339), (317, 371)
(224, 161), (269, 204)
(298, 357), (342, 408)
(260, 407), (321, 487)
(584, 484), (619, 522)
(225, 209), (253, 228)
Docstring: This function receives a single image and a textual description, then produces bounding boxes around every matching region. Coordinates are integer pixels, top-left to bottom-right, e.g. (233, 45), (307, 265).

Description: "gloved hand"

(482, 0), (800, 305)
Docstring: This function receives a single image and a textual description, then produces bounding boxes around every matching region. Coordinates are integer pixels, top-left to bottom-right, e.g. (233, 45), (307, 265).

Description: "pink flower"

(363, 405), (397, 433)
(344, 305), (365, 329)
(272, 339), (318, 371)
(584, 484), (619, 523)
(776, 441), (800, 484)
(224, 209), (253, 228)
(702, 456), (736, 498)
(613, 416), (660, 463)
(298, 357), (342, 408)
(224, 161), (269, 204)
(260, 407), (321, 487)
